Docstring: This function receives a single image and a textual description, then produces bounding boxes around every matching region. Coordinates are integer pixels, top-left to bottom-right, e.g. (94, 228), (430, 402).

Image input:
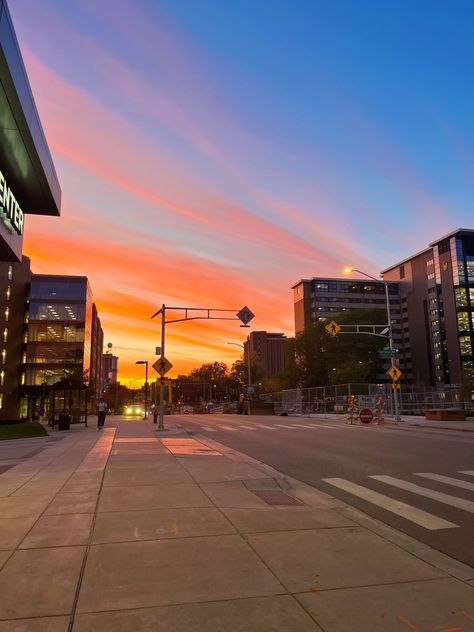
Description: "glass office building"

(21, 275), (103, 419)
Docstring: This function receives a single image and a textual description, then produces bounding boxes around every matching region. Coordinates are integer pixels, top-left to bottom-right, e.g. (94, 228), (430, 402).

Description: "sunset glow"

(11, 0), (474, 383)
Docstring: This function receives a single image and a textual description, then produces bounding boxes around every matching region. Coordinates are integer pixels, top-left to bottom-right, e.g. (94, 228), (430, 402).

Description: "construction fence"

(261, 383), (471, 416)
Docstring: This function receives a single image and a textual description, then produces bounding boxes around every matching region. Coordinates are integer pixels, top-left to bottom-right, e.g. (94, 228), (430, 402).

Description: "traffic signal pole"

(159, 304), (166, 431)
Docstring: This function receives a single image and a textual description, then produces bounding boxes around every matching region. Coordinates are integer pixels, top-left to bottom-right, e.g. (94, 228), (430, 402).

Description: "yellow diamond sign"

(325, 320), (341, 337)
(152, 356), (173, 377)
(387, 365), (402, 382)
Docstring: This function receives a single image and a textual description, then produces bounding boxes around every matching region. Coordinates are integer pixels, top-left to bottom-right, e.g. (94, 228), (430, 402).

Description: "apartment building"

(293, 229), (474, 389)
(244, 331), (288, 379)
(382, 229), (474, 388)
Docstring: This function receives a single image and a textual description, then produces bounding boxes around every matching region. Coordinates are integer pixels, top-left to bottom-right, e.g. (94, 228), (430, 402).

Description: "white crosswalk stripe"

(253, 424), (278, 430)
(460, 470), (474, 476)
(370, 475), (474, 514)
(322, 477), (457, 530)
(196, 421), (346, 432)
(415, 472), (474, 492)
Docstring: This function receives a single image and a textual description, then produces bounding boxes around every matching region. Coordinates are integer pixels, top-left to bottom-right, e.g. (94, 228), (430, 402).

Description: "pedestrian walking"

(97, 397), (107, 430)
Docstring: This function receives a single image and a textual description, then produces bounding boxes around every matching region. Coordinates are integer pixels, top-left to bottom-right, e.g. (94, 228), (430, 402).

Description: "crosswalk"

(323, 470), (474, 530)
(195, 421), (345, 433)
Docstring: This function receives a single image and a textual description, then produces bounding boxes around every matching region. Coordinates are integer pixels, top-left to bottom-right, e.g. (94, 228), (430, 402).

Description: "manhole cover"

(252, 490), (304, 506)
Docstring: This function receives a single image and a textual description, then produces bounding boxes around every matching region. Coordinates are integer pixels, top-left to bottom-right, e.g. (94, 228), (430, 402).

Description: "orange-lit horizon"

(12, 1), (471, 384)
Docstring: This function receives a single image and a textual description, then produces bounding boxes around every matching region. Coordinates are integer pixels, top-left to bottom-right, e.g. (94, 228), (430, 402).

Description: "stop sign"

(359, 408), (373, 424)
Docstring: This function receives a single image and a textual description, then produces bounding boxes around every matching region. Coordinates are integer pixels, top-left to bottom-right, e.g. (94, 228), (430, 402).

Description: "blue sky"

(9, 0), (474, 378)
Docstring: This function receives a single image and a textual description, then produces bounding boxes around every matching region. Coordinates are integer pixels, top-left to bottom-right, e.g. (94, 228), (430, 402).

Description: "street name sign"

(152, 356), (173, 377)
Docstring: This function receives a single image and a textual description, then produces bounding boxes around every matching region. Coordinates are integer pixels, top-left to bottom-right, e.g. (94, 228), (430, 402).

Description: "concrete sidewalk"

(0, 418), (473, 631)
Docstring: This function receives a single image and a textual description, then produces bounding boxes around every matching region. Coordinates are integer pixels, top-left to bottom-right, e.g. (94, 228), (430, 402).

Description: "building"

(292, 277), (404, 381)
(293, 278), (401, 334)
(21, 275), (103, 419)
(382, 228), (474, 388)
(244, 331), (288, 378)
(0, 0), (61, 262)
(293, 228), (474, 389)
(0, 256), (31, 419)
(102, 353), (119, 390)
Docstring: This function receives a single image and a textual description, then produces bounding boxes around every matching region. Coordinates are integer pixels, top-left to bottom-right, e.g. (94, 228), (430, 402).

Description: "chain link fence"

(261, 384), (470, 416)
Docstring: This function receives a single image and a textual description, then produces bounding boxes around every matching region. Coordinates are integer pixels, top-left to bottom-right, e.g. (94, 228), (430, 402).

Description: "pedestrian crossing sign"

(387, 365), (402, 381)
(152, 356), (173, 377)
(325, 320), (341, 337)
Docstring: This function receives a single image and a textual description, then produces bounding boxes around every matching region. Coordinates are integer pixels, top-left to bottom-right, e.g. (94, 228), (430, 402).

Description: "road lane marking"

(275, 424), (297, 429)
(201, 426), (217, 432)
(217, 425), (238, 431)
(415, 473), (474, 492)
(315, 424), (343, 429)
(254, 424), (278, 429)
(459, 470), (474, 476)
(370, 475), (474, 514)
(239, 425), (258, 430)
(292, 424), (315, 429)
(322, 478), (457, 530)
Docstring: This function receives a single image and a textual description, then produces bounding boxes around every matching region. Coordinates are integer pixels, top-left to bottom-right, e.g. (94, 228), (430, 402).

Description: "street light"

(344, 267), (401, 421)
(226, 339), (251, 414)
(135, 361), (149, 419)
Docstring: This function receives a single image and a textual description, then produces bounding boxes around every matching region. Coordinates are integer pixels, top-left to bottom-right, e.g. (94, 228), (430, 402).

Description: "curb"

(183, 426), (474, 585)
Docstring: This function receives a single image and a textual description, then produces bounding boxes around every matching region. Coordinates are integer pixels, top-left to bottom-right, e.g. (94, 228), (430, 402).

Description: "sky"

(10, 0), (474, 383)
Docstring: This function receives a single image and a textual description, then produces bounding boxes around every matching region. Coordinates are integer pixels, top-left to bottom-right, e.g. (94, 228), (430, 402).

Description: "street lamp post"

(226, 337), (251, 414)
(135, 361), (149, 419)
(344, 268), (401, 421)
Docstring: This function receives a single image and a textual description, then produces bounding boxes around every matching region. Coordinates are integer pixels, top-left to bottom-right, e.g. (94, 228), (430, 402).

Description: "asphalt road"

(175, 413), (474, 568)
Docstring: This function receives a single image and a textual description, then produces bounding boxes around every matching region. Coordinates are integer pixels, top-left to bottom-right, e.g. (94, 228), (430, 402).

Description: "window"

(4, 307), (9, 322)
(438, 239), (450, 255)
(2, 328), (7, 343)
(30, 282), (86, 301)
(455, 288), (467, 307)
(399, 265), (405, 279)
(457, 312), (471, 331)
(0, 371), (4, 386)
(7, 265), (12, 281)
(0, 394), (3, 408)
(467, 257), (474, 283)
(1, 349), (5, 364)
(315, 282), (328, 291)
(470, 288), (474, 304)
(6, 285), (11, 300)
(462, 361), (474, 379)
(459, 336), (472, 356)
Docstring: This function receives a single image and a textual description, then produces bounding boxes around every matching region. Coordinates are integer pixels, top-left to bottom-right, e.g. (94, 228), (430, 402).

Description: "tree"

(188, 362), (229, 382)
(230, 353), (265, 386)
(289, 309), (387, 388)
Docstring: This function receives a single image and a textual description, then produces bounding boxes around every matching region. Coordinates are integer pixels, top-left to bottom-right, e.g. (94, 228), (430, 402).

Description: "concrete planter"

(424, 409), (466, 421)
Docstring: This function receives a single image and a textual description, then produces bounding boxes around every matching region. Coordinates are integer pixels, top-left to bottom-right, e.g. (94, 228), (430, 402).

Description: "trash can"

(58, 413), (71, 431)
